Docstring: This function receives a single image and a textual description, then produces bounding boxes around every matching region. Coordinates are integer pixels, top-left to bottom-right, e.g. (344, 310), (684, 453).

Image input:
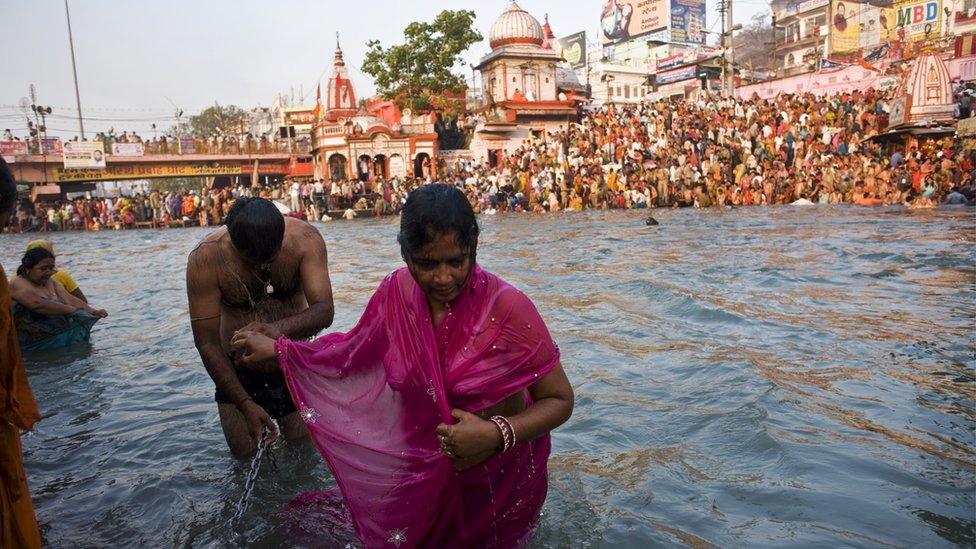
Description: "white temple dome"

(489, 1), (544, 49)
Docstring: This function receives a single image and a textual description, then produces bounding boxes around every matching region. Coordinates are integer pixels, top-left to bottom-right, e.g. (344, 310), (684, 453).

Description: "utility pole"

(64, 0), (85, 138)
(726, 0), (735, 98)
(719, 0), (728, 99)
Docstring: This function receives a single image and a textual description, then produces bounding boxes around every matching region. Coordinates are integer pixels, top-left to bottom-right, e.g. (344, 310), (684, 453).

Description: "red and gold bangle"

(490, 415), (516, 453)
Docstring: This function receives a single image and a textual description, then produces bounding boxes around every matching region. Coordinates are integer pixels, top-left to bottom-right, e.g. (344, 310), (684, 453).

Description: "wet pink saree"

(277, 264), (560, 548)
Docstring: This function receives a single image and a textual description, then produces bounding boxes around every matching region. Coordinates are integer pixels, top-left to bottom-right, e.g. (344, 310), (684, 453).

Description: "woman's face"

(405, 230), (473, 308)
(28, 258), (56, 285)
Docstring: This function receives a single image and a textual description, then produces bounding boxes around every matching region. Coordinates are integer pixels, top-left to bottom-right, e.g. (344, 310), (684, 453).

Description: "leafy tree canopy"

(362, 10), (482, 116)
(189, 103), (250, 138)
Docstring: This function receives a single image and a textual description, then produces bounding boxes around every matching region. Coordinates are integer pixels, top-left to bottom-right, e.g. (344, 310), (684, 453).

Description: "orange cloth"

(0, 266), (42, 549)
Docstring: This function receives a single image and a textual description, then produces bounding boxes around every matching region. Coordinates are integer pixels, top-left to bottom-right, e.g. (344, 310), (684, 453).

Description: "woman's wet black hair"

(18, 247), (54, 277)
(225, 197), (285, 263)
(398, 184), (479, 260)
(0, 157), (16, 220)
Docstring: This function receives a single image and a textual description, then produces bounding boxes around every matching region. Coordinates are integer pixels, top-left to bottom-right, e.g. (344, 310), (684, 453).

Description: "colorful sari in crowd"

(277, 264), (560, 548)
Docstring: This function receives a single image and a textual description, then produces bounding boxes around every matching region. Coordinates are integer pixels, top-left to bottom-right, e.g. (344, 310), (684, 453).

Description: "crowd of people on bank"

(3, 127), (310, 156)
(5, 87), (974, 233)
(446, 87), (973, 212)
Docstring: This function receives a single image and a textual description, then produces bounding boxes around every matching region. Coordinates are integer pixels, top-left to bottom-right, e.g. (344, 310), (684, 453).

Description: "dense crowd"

(444, 88), (973, 212)
(5, 87), (974, 233)
(3, 128), (310, 156)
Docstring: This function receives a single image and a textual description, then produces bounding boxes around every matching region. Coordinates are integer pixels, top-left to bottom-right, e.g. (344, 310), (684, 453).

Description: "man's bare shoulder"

(284, 217), (325, 248)
(188, 228), (227, 269)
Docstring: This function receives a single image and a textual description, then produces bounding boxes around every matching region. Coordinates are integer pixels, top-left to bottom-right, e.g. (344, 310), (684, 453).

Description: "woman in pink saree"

(232, 184), (574, 548)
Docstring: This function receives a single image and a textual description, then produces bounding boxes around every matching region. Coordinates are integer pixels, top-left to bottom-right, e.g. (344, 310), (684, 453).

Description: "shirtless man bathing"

(187, 197), (334, 458)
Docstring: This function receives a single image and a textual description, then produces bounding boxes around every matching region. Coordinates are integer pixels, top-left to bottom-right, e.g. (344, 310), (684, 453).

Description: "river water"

(1, 206), (974, 548)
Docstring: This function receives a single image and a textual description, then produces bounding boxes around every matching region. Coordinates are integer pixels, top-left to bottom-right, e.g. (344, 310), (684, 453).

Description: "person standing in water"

(186, 197), (335, 458)
(0, 157), (42, 548)
(232, 185), (573, 546)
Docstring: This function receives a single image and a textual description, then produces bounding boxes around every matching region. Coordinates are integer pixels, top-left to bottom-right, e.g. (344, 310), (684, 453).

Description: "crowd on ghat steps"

(5, 89), (974, 232)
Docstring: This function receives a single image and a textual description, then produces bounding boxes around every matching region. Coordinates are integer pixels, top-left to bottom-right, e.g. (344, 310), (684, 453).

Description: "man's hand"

(230, 330), (279, 370)
(240, 399), (278, 445)
(237, 322), (281, 339)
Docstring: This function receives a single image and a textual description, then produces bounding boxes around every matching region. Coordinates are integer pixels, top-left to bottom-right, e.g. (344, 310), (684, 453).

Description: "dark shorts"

(214, 366), (297, 420)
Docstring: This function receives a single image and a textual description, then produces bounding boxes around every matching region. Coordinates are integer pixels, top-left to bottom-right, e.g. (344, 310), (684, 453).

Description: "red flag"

(313, 83), (322, 119)
(857, 58), (880, 73)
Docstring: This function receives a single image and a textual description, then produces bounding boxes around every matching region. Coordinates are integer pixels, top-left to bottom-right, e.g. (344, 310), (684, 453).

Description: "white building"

(468, 1), (583, 166)
(773, 0), (830, 75)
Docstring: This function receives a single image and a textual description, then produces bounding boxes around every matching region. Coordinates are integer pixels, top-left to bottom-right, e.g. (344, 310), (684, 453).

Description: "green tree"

(189, 103), (249, 138)
(362, 10), (482, 115)
(148, 177), (207, 193)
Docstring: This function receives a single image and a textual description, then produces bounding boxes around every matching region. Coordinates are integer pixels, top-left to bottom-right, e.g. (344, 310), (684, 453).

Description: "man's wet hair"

(225, 197), (285, 263)
(398, 184), (479, 261)
(0, 157), (16, 219)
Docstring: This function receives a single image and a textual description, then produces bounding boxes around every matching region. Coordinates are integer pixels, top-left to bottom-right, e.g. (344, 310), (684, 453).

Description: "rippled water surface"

(2, 206), (975, 548)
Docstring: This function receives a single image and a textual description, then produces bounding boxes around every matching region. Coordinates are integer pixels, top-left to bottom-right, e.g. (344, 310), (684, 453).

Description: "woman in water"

(232, 184), (574, 547)
(9, 247), (107, 351)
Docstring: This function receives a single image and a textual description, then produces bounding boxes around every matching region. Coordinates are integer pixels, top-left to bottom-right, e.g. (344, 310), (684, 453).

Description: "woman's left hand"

(436, 409), (502, 465)
(230, 330), (277, 368)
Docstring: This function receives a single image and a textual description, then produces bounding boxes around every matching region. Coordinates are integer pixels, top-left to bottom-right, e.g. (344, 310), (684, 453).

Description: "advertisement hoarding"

(670, 0), (705, 43)
(53, 163), (262, 182)
(285, 109), (316, 126)
(0, 141), (29, 157)
(893, 0), (942, 42)
(656, 65), (697, 85)
(558, 31), (587, 70)
(62, 141), (106, 168)
(601, 0), (669, 45)
(829, 1), (896, 54)
(110, 142), (145, 157)
(656, 54), (684, 71)
(179, 138), (197, 154)
(41, 138), (62, 154)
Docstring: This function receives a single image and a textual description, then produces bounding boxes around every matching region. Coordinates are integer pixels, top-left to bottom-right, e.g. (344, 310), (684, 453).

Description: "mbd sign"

(894, 0), (942, 41)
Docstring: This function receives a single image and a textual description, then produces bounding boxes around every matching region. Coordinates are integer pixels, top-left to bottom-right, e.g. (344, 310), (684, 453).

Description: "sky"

(0, 0), (766, 139)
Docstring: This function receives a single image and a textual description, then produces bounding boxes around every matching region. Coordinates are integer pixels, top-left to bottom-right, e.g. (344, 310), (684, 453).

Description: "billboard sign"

(179, 137), (197, 154)
(41, 138), (62, 155)
(830, 1), (896, 54)
(285, 109), (316, 126)
(63, 141), (106, 168)
(670, 0), (705, 43)
(656, 54), (684, 71)
(558, 31), (587, 69)
(893, 0), (942, 42)
(656, 65), (697, 85)
(110, 142), (145, 157)
(0, 141), (29, 157)
(601, 0), (669, 45)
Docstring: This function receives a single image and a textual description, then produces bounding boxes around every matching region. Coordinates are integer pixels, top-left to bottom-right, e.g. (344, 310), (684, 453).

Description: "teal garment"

(11, 298), (100, 351)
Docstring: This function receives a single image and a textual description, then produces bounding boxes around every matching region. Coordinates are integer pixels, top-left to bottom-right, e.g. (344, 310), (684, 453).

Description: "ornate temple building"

(469, 1), (584, 167)
(311, 40), (438, 183)
(888, 51), (956, 127)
